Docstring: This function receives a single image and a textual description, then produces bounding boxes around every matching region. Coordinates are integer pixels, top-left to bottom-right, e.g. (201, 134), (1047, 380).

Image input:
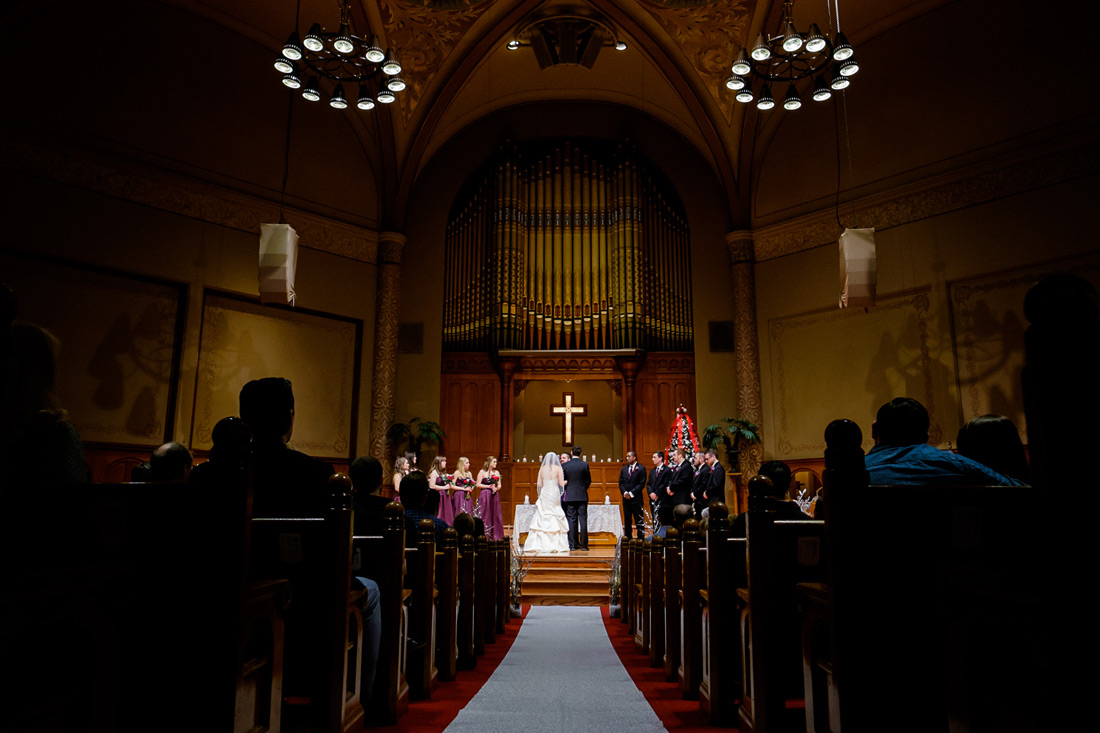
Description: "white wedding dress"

(523, 468), (570, 554)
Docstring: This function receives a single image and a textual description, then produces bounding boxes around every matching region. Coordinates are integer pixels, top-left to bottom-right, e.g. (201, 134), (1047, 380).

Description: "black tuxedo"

(692, 463), (711, 516)
(648, 462), (672, 524)
(618, 461), (647, 538)
(668, 458), (694, 507)
(561, 458), (592, 550)
(706, 461), (725, 506)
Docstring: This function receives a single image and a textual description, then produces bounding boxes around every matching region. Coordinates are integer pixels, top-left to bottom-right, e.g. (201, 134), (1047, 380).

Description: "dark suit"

(648, 463), (671, 518)
(668, 458), (694, 508)
(691, 463), (711, 516)
(618, 461), (647, 538)
(562, 458), (592, 549)
(706, 461), (725, 508)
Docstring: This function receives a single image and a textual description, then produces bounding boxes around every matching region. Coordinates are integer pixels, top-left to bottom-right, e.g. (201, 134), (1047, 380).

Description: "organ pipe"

(442, 139), (692, 353)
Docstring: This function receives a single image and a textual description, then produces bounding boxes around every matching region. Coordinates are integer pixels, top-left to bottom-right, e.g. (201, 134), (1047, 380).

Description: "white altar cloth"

(512, 503), (623, 550)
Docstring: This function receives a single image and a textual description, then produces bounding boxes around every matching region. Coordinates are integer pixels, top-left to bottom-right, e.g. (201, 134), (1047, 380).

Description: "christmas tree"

(666, 406), (701, 461)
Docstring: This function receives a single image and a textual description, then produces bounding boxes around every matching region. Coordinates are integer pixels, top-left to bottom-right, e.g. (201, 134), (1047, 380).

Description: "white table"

(512, 503), (623, 550)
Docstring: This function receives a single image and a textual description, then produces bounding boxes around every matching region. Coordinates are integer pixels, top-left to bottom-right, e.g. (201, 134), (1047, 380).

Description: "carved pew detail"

(435, 527), (459, 682)
(663, 526), (683, 684)
(352, 502), (409, 726)
(679, 518), (703, 700)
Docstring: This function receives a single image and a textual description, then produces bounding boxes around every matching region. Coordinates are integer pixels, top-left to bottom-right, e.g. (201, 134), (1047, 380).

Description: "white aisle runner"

(443, 606), (667, 732)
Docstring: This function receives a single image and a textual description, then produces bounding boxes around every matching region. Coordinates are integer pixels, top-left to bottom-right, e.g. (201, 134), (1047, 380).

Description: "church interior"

(2, 0), (1097, 731)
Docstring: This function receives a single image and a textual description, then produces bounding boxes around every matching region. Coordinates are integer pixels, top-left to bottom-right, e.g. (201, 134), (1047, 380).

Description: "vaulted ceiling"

(154, 0), (930, 224)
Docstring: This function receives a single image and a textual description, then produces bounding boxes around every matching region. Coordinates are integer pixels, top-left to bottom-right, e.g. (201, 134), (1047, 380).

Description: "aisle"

(443, 606), (667, 732)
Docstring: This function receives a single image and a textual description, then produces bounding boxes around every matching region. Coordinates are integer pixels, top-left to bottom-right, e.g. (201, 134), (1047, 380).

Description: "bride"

(523, 452), (570, 554)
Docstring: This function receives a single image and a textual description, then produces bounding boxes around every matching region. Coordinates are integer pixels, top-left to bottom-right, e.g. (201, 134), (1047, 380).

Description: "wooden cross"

(551, 392), (587, 446)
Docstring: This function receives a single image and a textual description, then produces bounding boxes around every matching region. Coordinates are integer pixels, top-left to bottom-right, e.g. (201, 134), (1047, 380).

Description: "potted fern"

(385, 418), (446, 468)
(701, 417), (761, 473)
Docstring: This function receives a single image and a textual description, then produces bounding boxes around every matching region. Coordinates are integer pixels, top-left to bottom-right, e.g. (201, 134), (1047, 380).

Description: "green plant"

(385, 418), (446, 463)
(701, 417), (761, 470)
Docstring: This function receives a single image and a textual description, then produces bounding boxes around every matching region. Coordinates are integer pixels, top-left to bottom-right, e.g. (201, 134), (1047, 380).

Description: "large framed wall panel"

(769, 290), (940, 458)
(192, 291), (360, 461)
(635, 353), (696, 456)
(949, 253), (1100, 443)
(0, 250), (185, 447)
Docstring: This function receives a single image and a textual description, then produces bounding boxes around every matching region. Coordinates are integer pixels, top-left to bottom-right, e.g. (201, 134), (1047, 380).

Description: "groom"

(561, 446), (592, 551)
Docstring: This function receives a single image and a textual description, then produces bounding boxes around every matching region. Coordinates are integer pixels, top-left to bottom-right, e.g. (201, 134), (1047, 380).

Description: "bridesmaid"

(476, 456), (504, 540)
(451, 456), (475, 517)
(428, 455), (456, 525)
(392, 456), (409, 503)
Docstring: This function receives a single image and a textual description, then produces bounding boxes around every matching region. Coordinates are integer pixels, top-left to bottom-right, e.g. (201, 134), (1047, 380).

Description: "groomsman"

(648, 450), (671, 519)
(704, 449), (725, 510)
(667, 448), (694, 508)
(690, 451), (711, 517)
(618, 450), (647, 539)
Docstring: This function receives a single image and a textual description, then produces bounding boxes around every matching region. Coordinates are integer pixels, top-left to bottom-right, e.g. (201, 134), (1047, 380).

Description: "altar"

(511, 503), (623, 551)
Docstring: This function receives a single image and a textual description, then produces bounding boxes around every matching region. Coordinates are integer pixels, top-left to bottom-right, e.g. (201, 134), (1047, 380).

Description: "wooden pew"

(699, 503), (746, 726)
(406, 518), (438, 700)
(496, 539), (509, 633)
(249, 476), (363, 733)
(647, 535), (665, 667)
(679, 518), (704, 700)
(662, 527), (682, 683)
(621, 538), (634, 629)
(352, 503), (409, 726)
(484, 538), (498, 645)
(237, 579), (292, 733)
(473, 534), (490, 655)
(456, 530), (477, 670)
(633, 538), (650, 653)
(3, 480), (249, 732)
(817, 419), (1036, 732)
(738, 505), (824, 733)
(435, 527), (459, 682)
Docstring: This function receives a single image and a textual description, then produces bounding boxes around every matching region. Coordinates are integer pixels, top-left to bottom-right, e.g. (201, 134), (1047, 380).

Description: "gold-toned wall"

(3, 175), (379, 465)
(755, 175), (1100, 460)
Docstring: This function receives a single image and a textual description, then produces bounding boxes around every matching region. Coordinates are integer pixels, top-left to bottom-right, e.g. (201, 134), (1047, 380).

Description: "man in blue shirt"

(864, 397), (1024, 485)
(400, 470), (452, 541)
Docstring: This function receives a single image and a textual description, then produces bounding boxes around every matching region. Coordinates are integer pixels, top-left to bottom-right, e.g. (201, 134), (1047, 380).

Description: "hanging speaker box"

(258, 222), (298, 306)
(839, 227), (876, 309)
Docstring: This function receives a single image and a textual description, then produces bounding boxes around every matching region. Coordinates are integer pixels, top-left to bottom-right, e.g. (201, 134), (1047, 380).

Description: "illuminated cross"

(551, 392), (588, 446)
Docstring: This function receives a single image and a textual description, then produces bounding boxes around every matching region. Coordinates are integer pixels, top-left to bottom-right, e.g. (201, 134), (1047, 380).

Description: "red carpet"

(600, 606), (731, 731)
(370, 606), (529, 732)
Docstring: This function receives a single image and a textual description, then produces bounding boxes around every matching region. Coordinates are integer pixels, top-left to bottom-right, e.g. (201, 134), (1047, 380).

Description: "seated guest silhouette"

(399, 470), (451, 543)
(190, 416), (251, 485)
(3, 321), (88, 486)
(956, 414), (1030, 485)
(150, 441), (193, 482)
(239, 377), (380, 706)
(349, 455), (389, 536)
(731, 460), (810, 538)
(239, 377), (336, 517)
(864, 397), (1024, 485)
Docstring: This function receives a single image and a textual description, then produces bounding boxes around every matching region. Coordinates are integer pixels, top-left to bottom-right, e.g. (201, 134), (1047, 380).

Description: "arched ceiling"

(144, 0), (940, 227)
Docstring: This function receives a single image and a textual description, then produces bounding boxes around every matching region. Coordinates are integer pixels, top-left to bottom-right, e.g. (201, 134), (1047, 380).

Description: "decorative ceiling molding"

(752, 133), (1100, 262)
(639, 0), (752, 125)
(0, 134), (380, 264)
(381, 0), (492, 125)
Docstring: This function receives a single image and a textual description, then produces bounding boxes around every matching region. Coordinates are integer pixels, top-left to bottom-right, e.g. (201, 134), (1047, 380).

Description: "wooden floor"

(518, 546), (615, 606)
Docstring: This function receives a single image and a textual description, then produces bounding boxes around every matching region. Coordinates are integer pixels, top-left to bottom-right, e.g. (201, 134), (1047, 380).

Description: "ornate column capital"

(725, 231), (755, 265)
(378, 231), (407, 265)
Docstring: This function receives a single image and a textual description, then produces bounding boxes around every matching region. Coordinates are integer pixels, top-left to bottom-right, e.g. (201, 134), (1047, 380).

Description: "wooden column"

(369, 232), (406, 459)
(727, 231), (763, 477)
(493, 355), (519, 460)
(615, 353), (644, 451)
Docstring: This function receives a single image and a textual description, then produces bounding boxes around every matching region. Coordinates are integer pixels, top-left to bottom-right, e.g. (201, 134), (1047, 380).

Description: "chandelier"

(274, 0), (404, 110)
(726, 0), (859, 111)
